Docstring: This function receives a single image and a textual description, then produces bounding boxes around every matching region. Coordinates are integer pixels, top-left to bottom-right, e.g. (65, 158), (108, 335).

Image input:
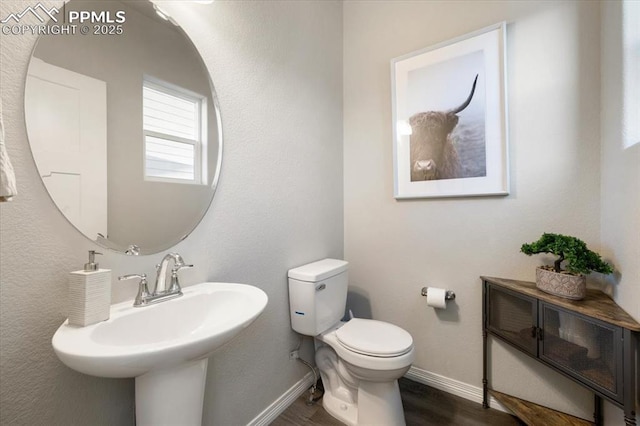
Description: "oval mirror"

(25, 0), (222, 255)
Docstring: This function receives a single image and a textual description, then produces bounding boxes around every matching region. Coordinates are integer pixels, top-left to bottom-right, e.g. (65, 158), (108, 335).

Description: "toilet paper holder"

(421, 287), (456, 300)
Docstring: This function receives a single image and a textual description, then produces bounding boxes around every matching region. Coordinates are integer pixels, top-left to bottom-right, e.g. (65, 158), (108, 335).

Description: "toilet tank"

(288, 258), (348, 336)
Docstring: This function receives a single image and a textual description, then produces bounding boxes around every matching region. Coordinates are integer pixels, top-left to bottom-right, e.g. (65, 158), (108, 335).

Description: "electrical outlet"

(289, 350), (299, 360)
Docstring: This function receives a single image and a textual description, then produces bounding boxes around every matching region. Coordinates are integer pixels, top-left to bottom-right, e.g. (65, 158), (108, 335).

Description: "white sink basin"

(52, 282), (268, 378)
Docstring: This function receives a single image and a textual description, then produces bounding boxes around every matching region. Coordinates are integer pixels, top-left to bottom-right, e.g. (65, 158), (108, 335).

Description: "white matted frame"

(391, 22), (509, 199)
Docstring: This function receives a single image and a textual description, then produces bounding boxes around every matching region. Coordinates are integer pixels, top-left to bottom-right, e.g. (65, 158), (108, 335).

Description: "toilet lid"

(335, 318), (413, 357)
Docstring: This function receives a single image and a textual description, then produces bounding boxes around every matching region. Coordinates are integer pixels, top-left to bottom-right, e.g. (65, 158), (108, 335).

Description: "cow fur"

(409, 111), (461, 181)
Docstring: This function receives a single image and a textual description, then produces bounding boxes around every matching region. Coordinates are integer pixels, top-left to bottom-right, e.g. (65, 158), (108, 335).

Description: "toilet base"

(322, 389), (358, 426)
(322, 379), (406, 426)
(357, 379), (406, 426)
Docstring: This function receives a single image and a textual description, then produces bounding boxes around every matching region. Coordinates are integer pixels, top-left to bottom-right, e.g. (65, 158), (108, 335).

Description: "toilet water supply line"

(293, 336), (321, 406)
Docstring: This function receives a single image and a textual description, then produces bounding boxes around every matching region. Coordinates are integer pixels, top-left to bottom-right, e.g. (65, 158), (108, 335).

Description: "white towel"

(0, 109), (18, 202)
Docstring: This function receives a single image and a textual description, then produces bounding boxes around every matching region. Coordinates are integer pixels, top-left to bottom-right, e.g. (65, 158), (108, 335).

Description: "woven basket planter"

(535, 267), (586, 300)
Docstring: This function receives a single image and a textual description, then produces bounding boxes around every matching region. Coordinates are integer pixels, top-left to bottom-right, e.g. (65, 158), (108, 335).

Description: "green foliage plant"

(521, 233), (613, 276)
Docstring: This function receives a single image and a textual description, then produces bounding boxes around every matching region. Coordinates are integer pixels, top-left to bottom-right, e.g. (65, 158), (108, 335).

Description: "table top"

(482, 276), (640, 332)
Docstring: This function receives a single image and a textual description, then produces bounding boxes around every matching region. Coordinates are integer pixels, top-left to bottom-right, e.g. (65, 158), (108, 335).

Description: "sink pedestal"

(136, 358), (208, 426)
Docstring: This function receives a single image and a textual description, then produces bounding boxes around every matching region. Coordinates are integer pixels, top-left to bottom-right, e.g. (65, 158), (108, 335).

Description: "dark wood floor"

(272, 378), (524, 426)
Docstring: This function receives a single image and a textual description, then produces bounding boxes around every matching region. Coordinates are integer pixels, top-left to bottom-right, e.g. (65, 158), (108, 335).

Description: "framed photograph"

(391, 22), (509, 199)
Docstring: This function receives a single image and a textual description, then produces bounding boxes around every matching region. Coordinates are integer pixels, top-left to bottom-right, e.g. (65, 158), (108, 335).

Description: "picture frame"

(391, 22), (509, 199)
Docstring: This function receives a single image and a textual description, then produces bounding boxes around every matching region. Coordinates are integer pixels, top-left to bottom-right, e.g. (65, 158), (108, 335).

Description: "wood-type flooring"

(272, 378), (524, 426)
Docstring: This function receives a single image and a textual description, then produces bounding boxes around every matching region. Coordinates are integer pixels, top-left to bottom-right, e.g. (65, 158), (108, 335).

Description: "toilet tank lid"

(288, 258), (348, 282)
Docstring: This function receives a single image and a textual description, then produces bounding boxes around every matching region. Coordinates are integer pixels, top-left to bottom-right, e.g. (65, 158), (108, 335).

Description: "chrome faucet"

(118, 253), (193, 307)
(154, 253), (193, 295)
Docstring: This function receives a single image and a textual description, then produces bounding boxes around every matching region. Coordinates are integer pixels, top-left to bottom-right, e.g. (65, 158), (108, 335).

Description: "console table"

(481, 276), (639, 426)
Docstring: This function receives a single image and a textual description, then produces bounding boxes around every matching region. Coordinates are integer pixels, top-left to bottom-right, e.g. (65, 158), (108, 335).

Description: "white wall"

(344, 0), (613, 421)
(0, 0), (343, 425)
(600, 4), (640, 422)
(600, 0), (640, 325)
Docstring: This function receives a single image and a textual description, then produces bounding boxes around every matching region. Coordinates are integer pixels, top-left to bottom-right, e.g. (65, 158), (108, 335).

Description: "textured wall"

(0, 1), (343, 425)
(344, 0), (608, 421)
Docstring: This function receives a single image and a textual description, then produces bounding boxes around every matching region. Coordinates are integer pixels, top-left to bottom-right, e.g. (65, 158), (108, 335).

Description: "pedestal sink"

(52, 282), (268, 425)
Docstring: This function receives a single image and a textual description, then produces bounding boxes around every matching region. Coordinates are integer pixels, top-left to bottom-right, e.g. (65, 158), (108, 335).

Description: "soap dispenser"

(68, 250), (112, 326)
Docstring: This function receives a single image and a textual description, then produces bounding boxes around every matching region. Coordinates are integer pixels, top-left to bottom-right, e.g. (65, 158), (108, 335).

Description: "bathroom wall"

(0, 0), (342, 425)
(600, 5), (640, 421)
(600, 1), (640, 325)
(2, 1), (635, 425)
(344, 0), (617, 422)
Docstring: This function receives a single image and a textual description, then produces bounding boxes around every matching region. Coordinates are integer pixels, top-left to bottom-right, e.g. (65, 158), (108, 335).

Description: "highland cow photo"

(392, 23), (509, 199)
(406, 51), (486, 182)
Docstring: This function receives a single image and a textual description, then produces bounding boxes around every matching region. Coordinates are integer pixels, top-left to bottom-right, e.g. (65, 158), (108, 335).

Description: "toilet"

(288, 258), (414, 426)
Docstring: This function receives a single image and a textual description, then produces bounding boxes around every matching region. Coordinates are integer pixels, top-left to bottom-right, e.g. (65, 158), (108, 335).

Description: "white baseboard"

(404, 366), (510, 414)
(248, 366), (509, 425)
(247, 372), (315, 426)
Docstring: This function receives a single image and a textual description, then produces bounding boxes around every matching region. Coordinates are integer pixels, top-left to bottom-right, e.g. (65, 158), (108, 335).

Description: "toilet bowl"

(288, 259), (414, 426)
(315, 319), (414, 426)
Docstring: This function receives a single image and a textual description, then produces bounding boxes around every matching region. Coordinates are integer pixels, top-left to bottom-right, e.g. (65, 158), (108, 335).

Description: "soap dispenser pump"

(84, 250), (101, 271)
(68, 250), (112, 326)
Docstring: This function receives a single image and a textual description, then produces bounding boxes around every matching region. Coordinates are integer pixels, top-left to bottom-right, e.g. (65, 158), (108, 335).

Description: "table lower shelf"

(489, 389), (594, 426)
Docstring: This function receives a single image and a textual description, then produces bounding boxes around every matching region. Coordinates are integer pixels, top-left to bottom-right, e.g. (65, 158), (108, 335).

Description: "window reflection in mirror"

(142, 76), (209, 185)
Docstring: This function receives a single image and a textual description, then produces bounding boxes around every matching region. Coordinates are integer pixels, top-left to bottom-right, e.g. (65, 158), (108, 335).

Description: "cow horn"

(448, 74), (478, 115)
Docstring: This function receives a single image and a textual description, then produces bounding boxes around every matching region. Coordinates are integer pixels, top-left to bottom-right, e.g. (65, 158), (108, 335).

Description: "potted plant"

(520, 233), (613, 300)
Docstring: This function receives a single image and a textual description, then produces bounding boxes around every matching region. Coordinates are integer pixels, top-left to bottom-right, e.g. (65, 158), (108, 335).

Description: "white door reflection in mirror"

(26, 58), (107, 239)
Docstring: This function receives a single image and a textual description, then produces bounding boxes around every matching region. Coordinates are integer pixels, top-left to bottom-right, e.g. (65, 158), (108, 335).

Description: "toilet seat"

(335, 319), (413, 358)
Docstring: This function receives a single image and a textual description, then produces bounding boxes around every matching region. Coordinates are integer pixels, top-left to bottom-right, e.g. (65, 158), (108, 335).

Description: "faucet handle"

(118, 274), (150, 307)
(167, 264), (193, 294)
(118, 273), (146, 281)
(173, 264), (194, 272)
